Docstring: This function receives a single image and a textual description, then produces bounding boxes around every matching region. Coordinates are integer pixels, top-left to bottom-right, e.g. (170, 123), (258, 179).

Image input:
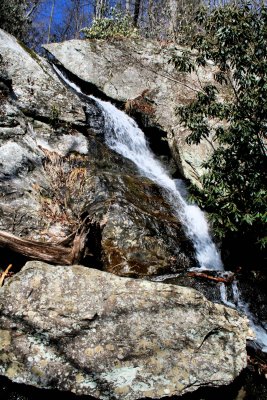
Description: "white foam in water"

(92, 96), (223, 271)
(216, 280), (267, 353)
(53, 65), (83, 94)
(219, 283), (236, 308)
(219, 280), (267, 353)
(231, 281), (267, 352)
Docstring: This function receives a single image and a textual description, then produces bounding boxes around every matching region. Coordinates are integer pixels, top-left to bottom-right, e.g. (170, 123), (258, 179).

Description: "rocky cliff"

(0, 29), (254, 399)
(0, 29), (195, 276)
(44, 38), (220, 185)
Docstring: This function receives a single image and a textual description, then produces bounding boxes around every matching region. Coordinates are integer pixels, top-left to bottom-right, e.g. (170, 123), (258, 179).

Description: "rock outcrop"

(44, 39), (220, 185)
(0, 261), (252, 399)
(0, 29), (88, 238)
(0, 29), (257, 399)
(0, 29), (194, 275)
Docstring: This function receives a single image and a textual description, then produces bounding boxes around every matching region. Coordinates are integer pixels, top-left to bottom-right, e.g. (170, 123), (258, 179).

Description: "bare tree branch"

(0, 227), (89, 265)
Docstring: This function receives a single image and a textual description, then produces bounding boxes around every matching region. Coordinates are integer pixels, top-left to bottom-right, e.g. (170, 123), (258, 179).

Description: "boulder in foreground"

(0, 261), (252, 399)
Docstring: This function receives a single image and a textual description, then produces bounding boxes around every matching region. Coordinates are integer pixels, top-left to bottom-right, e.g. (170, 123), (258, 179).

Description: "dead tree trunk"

(188, 271), (235, 284)
(0, 227), (89, 265)
(95, 0), (107, 19)
(125, 0), (130, 13)
(47, 0), (55, 44)
(133, 0), (141, 26)
(169, 0), (178, 41)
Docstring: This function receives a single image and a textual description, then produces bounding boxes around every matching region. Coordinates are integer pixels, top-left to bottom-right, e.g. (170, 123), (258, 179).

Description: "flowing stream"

(92, 96), (223, 271)
(53, 64), (223, 270)
(220, 281), (267, 352)
(53, 65), (267, 352)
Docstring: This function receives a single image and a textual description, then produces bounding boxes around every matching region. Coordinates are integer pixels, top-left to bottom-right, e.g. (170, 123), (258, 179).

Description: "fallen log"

(188, 271), (235, 284)
(0, 228), (88, 265)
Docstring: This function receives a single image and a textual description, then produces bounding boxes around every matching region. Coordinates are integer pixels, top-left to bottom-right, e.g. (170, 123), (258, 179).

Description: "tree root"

(0, 218), (95, 266)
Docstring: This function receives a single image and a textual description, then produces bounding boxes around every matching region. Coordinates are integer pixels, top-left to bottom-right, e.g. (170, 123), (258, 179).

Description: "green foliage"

(49, 105), (61, 127)
(0, 0), (29, 39)
(175, 1), (267, 250)
(81, 8), (139, 40)
(170, 50), (195, 73)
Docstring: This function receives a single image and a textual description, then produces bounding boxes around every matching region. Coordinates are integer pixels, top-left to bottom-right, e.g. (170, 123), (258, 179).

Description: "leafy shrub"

(81, 9), (139, 40)
(173, 1), (267, 253)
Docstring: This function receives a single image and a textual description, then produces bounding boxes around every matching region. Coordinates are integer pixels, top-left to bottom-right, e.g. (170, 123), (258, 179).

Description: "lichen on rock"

(0, 261), (251, 399)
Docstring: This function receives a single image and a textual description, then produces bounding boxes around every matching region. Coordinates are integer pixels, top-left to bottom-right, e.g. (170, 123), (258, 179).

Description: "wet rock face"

(97, 174), (194, 276)
(44, 39), (221, 185)
(0, 28), (194, 275)
(79, 137), (195, 276)
(0, 261), (251, 400)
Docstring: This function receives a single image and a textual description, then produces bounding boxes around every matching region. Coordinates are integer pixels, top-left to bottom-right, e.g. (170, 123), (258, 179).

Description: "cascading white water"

(219, 283), (236, 308)
(219, 281), (267, 352)
(53, 64), (223, 269)
(92, 96), (223, 270)
(232, 281), (267, 352)
(53, 65), (83, 94)
(53, 64), (267, 352)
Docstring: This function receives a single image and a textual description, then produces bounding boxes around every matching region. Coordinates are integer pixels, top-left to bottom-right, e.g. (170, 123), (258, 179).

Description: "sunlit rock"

(0, 261), (252, 399)
(0, 29), (194, 275)
(44, 38), (221, 185)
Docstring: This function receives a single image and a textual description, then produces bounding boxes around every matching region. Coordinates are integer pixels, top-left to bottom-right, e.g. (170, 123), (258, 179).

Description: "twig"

(0, 264), (12, 287)
(188, 271), (234, 284)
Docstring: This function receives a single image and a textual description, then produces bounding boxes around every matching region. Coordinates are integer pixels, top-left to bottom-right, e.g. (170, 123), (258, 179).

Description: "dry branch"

(0, 228), (88, 266)
(188, 271), (234, 284)
(0, 264), (12, 287)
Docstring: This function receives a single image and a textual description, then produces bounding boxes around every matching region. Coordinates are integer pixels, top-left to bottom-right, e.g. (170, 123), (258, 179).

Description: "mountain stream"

(53, 65), (267, 353)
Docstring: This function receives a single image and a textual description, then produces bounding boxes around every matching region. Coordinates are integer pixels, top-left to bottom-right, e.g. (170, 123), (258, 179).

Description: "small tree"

(174, 1), (267, 254)
(0, 0), (43, 48)
(82, 7), (138, 39)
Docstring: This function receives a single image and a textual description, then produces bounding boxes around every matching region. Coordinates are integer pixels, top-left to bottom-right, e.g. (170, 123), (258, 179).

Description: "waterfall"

(89, 95), (267, 352)
(53, 65), (83, 94)
(53, 64), (267, 352)
(220, 281), (267, 352)
(92, 97), (223, 271)
(219, 283), (236, 308)
(53, 66), (223, 269)
(53, 64), (223, 269)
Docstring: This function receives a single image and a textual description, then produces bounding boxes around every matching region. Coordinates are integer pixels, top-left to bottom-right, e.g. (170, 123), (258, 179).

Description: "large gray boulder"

(44, 39), (220, 185)
(0, 28), (89, 240)
(0, 261), (252, 399)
